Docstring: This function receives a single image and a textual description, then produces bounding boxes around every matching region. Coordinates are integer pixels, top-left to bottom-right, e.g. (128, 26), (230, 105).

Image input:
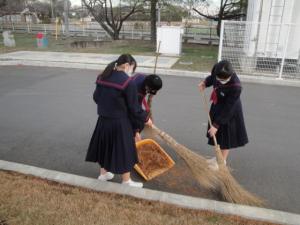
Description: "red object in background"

(36, 32), (43, 39)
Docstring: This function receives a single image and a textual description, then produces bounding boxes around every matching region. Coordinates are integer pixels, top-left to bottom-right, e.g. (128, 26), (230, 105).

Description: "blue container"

(42, 37), (48, 47)
(36, 33), (48, 48)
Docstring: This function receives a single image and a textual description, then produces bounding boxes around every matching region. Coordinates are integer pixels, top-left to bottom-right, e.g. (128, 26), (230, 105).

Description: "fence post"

(209, 26), (212, 45)
(278, 24), (292, 80)
(218, 20), (225, 62)
(82, 23), (85, 36)
(11, 21), (15, 31)
(44, 24), (47, 34)
(27, 22), (30, 33)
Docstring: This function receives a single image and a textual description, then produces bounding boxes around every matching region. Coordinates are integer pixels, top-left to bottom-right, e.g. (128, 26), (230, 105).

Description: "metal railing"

(0, 21), (219, 45)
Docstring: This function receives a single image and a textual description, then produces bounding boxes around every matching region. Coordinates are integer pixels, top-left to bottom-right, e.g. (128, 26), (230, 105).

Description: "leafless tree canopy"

(82, 0), (144, 40)
(193, 0), (247, 36)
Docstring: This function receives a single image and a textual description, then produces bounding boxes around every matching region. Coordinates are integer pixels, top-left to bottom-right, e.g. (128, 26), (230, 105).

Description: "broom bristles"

(150, 126), (219, 190)
(150, 125), (265, 207)
(217, 166), (265, 206)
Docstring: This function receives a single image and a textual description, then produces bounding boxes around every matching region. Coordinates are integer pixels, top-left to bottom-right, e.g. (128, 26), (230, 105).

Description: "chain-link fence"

(218, 20), (300, 79)
(0, 21), (218, 45)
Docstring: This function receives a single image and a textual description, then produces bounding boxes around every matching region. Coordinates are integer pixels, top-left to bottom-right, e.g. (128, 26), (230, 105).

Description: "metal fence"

(0, 21), (219, 45)
(218, 20), (300, 79)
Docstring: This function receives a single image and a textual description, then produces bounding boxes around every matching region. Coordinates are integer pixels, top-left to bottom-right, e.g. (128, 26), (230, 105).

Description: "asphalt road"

(0, 66), (300, 214)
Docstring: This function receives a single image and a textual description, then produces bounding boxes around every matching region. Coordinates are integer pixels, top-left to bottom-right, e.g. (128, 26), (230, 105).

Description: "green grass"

(0, 33), (218, 72)
(0, 33), (155, 54)
(186, 27), (218, 36)
(174, 44), (218, 72)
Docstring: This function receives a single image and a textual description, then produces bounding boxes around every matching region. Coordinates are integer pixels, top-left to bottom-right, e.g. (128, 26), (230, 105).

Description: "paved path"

(0, 51), (179, 69)
(0, 65), (300, 214)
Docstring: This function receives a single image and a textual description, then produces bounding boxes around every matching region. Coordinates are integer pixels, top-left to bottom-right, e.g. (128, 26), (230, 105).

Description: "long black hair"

(98, 54), (137, 80)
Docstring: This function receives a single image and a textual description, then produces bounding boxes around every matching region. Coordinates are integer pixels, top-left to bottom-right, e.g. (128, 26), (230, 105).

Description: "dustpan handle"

(200, 90), (219, 148)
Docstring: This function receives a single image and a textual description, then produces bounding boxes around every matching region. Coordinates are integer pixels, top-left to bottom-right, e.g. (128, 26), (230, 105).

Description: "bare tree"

(182, 0), (205, 18)
(29, 1), (52, 21)
(0, 0), (26, 17)
(193, 0), (247, 36)
(82, 0), (144, 40)
(0, 0), (7, 16)
(0, 0), (41, 17)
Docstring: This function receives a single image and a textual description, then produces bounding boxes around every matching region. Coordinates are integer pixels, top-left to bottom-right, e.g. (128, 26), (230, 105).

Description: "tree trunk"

(150, 0), (157, 43)
(113, 29), (120, 40)
(217, 19), (221, 37)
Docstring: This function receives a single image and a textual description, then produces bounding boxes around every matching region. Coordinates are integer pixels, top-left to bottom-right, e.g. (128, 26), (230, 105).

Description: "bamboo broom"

(151, 125), (219, 191)
(199, 90), (265, 206)
(150, 124), (264, 206)
(144, 41), (264, 206)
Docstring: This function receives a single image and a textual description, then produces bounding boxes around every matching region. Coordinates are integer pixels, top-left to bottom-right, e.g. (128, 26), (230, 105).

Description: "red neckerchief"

(142, 97), (150, 112)
(210, 83), (241, 105)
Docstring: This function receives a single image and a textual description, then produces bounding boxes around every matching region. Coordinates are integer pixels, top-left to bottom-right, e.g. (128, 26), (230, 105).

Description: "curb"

(1, 160), (300, 225)
(1, 59), (300, 87)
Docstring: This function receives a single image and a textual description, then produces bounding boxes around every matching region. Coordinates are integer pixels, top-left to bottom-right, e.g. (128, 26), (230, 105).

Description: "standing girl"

(198, 60), (248, 170)
(86, 54), (151, 187)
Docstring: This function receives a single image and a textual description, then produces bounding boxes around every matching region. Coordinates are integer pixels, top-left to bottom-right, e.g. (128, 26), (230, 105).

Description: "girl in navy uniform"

(131, 73), (163, 141)
(86, 54), (152, 188)
(198, 60), (248, 170)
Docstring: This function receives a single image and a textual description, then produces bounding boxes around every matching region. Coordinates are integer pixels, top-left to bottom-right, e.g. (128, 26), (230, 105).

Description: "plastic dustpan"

(134, 139), (175, 181)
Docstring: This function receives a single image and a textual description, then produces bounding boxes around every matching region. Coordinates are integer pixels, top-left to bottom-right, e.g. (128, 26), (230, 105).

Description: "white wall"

(245, 0), (299, 59)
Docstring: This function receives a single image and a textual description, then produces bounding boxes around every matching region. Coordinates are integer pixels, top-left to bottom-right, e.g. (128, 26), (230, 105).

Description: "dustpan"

(134, 139), (175, 181)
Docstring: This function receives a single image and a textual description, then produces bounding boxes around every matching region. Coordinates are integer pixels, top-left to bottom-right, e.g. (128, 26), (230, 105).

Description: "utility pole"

(157, 2), (161, 27)
(64, 0), (69, 36)
(50, 0), (54, 21)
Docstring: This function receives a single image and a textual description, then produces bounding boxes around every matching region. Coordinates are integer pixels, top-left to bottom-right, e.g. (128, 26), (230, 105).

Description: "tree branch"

(108, 0), (115, 28)
(222, 13), (245, 19)
(192, 7), (218, 20)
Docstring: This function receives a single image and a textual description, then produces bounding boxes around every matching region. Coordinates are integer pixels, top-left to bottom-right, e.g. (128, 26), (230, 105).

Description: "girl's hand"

(135, 132), (142, 142)
(208, 126), (218, 137)
(198, 81), (206, 92)
(145, 118), (153, 128)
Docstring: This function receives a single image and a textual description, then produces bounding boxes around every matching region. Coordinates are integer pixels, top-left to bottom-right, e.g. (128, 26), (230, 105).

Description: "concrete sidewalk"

(1, 160), (300, 225)
(0, 51), (178, 69)
(1, 51), (300, 87)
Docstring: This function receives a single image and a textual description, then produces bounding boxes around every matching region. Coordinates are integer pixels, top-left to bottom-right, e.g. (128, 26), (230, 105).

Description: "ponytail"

(98, 60), (117, 80)
(97, 54), (137, 81)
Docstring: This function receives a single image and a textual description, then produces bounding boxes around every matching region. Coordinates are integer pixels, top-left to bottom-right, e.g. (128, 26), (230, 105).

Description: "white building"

(245, 0), (300, 60)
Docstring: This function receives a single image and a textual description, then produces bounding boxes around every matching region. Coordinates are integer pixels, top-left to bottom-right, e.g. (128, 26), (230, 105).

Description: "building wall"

(245, 0), (299, 59)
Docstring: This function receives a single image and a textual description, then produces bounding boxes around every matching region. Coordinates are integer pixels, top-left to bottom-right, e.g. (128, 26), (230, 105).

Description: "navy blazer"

(93, 71), (148, 131)
(204, 73), (243, 128)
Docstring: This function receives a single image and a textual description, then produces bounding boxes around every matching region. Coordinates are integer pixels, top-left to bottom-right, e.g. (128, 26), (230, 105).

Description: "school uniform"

(204, 73), (248, 149)
(131, 73), (150, 112)
(86, 71), (148, 174)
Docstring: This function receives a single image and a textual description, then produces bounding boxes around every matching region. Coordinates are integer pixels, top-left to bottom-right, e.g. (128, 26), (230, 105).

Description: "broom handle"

(147, 41), (161, 120)
(200, 90), (218, 148)
(154, 41), (161, 74)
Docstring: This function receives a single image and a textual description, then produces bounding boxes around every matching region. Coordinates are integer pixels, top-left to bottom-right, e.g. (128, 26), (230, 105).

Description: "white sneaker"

(206, 157), (226, 171)
(98, 172), (114, 181)
(122, 179), (143, 188)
